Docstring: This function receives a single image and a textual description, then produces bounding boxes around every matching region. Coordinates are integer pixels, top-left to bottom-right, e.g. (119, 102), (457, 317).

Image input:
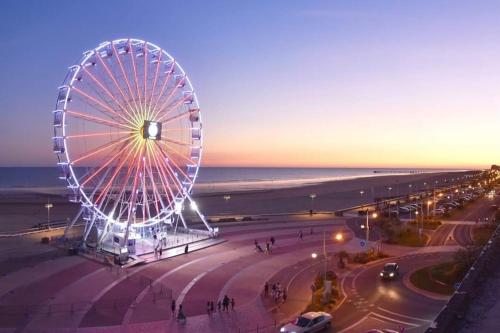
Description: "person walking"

(270, 236), (275, 246)
(298, 230), (303, 240)
(159, 247), (163, 258)
(217, 300), (221, 312)
(184, 244), (189, 254)
(223, 295), (229, 312)
(171, 299), (176, 317)
(206, 301), (211, 315)
(231, 298), (235, 311)
(210, 301), (214, 313)
(177, 304), (186, 323)
(265, 241), (270, 254)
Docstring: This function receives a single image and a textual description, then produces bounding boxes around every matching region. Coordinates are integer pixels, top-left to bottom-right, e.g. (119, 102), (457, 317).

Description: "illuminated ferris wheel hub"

(53, 38), (212, 256)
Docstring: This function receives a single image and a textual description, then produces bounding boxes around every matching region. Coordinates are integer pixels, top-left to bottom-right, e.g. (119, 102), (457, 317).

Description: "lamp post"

(309, 193), (317, 215)
(366, 210), (377, 244)
(45, 200), (53, 230)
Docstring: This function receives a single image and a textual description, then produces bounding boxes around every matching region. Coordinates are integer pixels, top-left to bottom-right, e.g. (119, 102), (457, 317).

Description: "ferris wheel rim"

(53, 38), (203, 226)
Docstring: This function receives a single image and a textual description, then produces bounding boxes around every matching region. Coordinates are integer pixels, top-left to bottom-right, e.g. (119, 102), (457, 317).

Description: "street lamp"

(45, 200), (53, 230)
(311, 252), (318, 259)
(309, 193), (317, 215)
(366, 211), (377, 244)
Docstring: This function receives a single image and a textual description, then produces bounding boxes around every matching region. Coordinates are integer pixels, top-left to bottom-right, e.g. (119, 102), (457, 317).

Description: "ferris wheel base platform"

(122, 237), (226, 268)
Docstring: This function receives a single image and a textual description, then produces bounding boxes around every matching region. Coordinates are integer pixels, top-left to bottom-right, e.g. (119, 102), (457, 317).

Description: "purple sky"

(0, 0), (499, 168)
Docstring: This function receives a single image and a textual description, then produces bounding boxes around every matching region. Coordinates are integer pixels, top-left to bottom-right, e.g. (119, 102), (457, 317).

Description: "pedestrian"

(206, 301), (211, 315)
(223, 295), (229, 312)
(184, 244), (189, 254)
(217, 300), (221, 312)
(231, 298), (235, 311)
(171, 299), (176, 316)
(266, 241), (270, 254)
(159, 247), (163, 257)
(154, 247), (157, 258)
(210, 301), (214, 313)
(177, 304), (186, 323)
(270, 236), (275, 245)
(264, 282), (269, 296)
(299, 230), (303, 240)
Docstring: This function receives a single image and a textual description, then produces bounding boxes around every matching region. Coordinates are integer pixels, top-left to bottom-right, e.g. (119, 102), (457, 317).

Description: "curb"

(403, 267), (452, 301)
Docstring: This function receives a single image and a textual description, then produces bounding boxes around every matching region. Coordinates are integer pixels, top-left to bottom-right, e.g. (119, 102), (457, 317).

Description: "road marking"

(377, 306), (433, 322)
(176, 271), (209, 306)
(337, 313), (371, 333)
(122, 256), (207, 324)
(371, 312), (419, 327)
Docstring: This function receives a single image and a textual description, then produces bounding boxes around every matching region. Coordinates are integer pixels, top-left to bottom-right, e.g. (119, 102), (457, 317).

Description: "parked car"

(380, 263), (400, 280)
(280, 312), (333, 333)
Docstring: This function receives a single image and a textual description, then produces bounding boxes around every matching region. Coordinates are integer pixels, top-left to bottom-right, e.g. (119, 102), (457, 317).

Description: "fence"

(425, 223), (500, 332)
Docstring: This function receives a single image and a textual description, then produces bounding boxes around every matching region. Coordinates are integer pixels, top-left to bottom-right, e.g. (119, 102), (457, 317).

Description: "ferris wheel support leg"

(178, 212), (188, 229)
(83, 213), (97, 242)
(64, 206), (84, 239)
(185, 193), (213, 233)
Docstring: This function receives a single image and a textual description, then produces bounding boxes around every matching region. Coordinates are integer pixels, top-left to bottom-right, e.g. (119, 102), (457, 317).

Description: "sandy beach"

(0, 170), (476, 233)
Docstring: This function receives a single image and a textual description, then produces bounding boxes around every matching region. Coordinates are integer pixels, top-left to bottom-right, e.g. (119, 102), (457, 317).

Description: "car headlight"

(380, 272), (384, 277)
(280, 328), (286, 332)
(389, 272), (394, 277)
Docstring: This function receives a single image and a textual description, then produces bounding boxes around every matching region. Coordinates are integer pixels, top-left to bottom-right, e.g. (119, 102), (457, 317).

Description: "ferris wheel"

(53, 38), (211, 251)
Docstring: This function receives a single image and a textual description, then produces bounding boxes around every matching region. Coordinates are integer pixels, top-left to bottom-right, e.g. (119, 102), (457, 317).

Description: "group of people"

(254, 236), (276, 254)
(170, 300), (186, 323)
(206, 295), (235, 314)
(264, 281), (287, 304)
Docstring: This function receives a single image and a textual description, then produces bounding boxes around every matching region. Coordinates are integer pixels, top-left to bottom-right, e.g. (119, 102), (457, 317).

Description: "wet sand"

(0, 170), (478, 233)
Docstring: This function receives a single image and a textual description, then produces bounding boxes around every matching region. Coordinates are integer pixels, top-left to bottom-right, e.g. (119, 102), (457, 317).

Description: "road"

(427, 195), (500, 246)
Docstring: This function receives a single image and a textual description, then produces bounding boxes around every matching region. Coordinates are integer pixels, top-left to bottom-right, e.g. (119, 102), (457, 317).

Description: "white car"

(280, 312), (332, 333)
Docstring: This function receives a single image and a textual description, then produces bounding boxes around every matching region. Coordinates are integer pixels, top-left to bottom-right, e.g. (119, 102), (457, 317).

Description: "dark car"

(380, 263), (399, 280)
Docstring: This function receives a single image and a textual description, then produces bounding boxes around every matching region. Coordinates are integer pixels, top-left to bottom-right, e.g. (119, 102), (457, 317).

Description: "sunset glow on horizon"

(0, 1), (498, 169)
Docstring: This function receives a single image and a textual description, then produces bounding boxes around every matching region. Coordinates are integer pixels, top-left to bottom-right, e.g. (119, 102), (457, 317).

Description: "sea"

(0, 167), (467, 194)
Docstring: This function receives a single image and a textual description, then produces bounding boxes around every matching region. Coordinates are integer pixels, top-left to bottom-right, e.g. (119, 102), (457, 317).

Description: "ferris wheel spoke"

(160, 137), (192, 147)
(149, 62), (175, 120)
(72, 87), (134, 126)
(72, 135), (131, 164)
(150, 84), (183, 121)
(67, 131), (133, 139)
(82, 67), (138, 124)
(110, 42), (143, 122)
(80, 139), (136, 187)
(125, 144), (146, 223)
(66, 110), (136, 130)
(145, 147), (165, 217)
(128, 40), (143, 111)
(95, 139), (143, 205)
(147, 51), (162, 121)
(143, 45), (149, 118)
(154, 143), (193, 188)
(149, 144), (182, 201)
(156, 140), (197, 166)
